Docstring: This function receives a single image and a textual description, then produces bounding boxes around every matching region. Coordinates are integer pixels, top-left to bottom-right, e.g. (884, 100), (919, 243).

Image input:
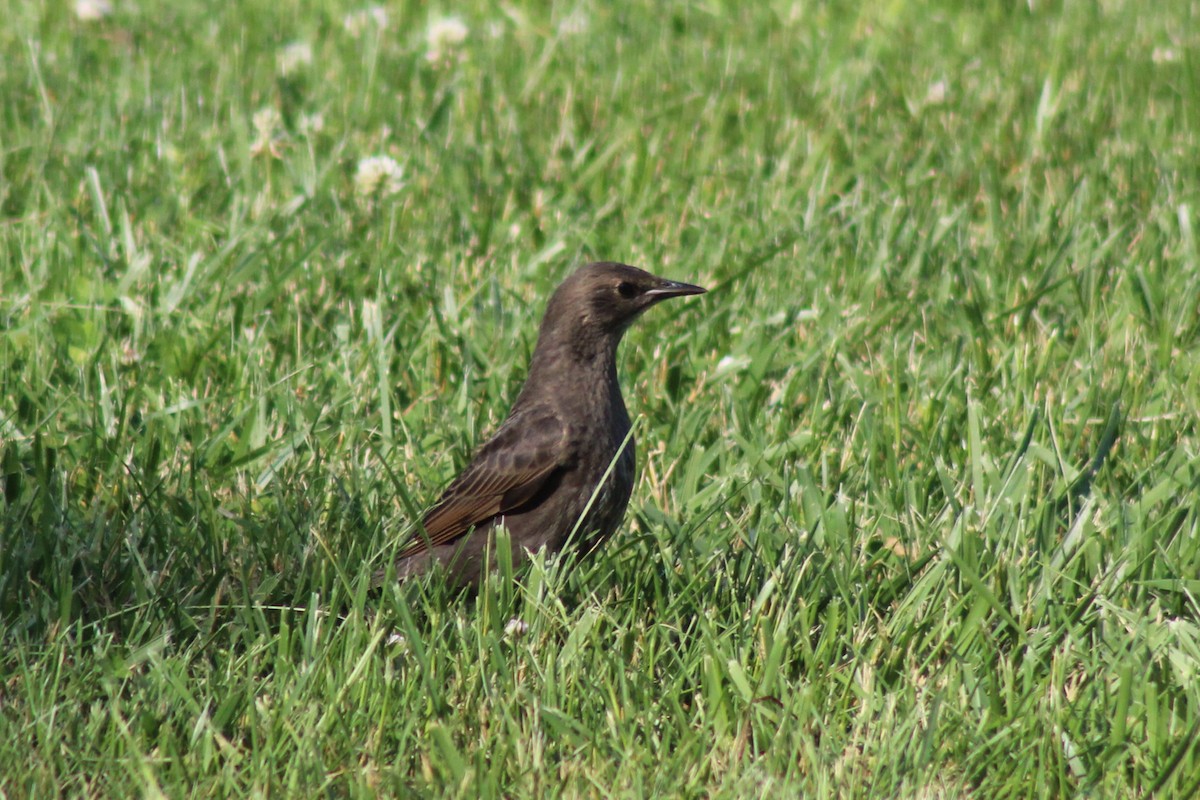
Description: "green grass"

(3, 0), (1200, 795)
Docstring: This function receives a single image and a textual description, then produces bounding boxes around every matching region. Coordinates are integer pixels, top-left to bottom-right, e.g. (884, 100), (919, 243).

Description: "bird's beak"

(644, 279), (707, 300)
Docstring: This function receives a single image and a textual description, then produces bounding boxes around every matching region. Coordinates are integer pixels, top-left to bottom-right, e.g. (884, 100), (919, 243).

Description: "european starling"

(375, 262), (705, 589)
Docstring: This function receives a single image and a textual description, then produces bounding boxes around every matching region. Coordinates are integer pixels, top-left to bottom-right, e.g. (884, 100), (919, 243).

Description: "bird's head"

(547, 262), (707, 339)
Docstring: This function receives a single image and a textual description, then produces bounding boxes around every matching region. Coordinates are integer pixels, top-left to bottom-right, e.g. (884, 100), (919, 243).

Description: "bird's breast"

(560, 411), (635, 552)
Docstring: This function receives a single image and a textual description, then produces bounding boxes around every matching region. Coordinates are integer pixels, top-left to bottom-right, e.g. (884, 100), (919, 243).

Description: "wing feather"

(398, 405), (571, 557)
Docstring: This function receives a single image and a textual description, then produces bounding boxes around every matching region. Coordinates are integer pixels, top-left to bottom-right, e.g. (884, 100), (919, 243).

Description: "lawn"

(2, 0), (1200, 796)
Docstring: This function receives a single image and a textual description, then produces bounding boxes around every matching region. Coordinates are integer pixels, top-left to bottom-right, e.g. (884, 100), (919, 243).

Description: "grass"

(2, 0), (1200, 795)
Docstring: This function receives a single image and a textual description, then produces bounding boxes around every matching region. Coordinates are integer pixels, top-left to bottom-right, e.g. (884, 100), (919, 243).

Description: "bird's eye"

(617, 282), (640, 298)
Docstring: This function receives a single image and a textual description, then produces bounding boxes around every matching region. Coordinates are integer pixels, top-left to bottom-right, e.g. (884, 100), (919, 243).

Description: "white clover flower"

(297, 112), (325, 136)
(1152, 47), (1180, 64)
(425, 16), (469, 62)
(504, 618), (529, 638)
(924, 79), (949, 106)
(354, 155), (405, 198)
(277, 41), (313, 76)
(74, 0), (112, 20)
(343, 6), (388, 37)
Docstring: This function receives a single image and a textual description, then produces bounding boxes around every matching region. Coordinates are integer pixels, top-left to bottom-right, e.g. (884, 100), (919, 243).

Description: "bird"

(373, 262), (706, 590)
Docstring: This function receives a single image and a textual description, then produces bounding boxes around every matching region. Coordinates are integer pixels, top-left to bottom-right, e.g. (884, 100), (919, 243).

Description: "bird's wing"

(400, 404), (573, 556)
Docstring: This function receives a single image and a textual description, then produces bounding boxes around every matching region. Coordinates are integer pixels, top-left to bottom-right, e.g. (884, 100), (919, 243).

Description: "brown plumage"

(373, 262), (706, 589)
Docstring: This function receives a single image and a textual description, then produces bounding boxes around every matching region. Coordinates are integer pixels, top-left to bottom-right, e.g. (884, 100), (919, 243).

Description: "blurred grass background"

(2, 0), (1199, 796)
